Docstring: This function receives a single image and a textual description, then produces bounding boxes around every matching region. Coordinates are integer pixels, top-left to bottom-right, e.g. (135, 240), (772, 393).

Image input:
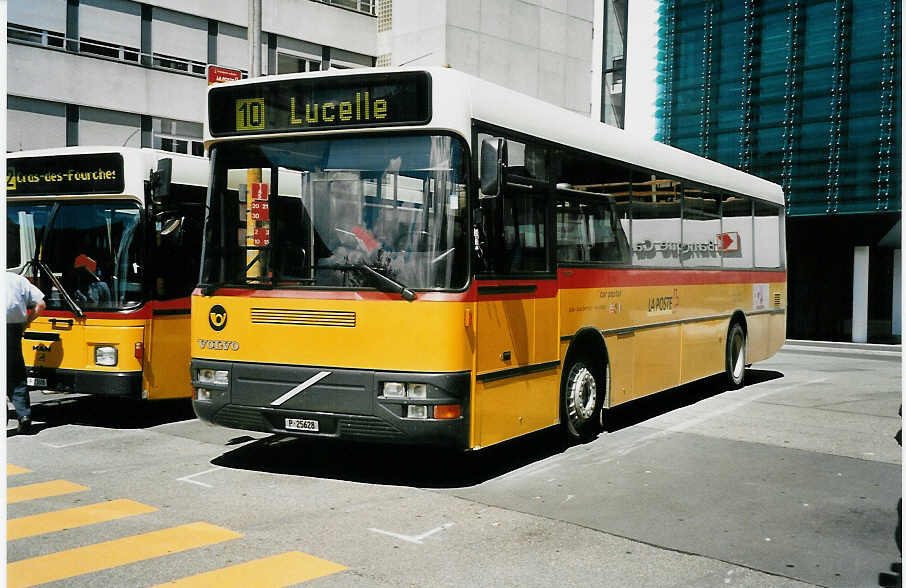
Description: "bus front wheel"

(561, 355), (604, 442)
(725, 322), (746, 389)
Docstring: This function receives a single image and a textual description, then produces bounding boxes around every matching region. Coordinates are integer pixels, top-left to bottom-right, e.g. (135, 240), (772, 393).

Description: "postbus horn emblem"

(209, 305), (227, 331)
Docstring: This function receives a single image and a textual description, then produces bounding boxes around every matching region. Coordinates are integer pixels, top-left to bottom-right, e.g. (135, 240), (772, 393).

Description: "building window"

(377, 0), (392, 32)
(601, 0), (627, 128)
(8, 23), (66, 48)
(153, 118), (203, 157)
(277, 53), (320, 74)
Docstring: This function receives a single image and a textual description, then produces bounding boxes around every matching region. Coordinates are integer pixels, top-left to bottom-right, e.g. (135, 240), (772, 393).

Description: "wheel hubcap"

(731, 332), (745, 380)
(569, 367), (597, 423)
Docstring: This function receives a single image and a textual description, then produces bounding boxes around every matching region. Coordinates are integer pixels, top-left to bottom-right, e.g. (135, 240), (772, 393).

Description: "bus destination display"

(208, 72), (431, 136)
(6, 153), (125, 196)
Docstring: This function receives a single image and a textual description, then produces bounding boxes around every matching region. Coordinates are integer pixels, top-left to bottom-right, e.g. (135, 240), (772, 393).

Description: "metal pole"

(247, 0), (264, 279)
(248, 0), (262, 78)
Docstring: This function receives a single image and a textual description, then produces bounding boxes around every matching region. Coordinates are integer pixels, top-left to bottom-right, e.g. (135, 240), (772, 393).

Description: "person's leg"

(6, 324), (31, 431)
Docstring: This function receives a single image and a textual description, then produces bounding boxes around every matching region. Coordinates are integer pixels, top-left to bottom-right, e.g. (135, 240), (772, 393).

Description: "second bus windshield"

(205, 134), (469, 291)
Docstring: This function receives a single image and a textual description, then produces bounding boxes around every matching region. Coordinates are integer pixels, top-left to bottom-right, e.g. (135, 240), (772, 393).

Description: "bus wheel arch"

(725, 312), (747, 389)
(561, 328), (608, 441)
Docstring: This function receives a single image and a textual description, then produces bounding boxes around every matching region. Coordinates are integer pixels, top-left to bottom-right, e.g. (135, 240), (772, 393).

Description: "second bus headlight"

(94, 346), (117, 366)
(197, 368), (229, 386)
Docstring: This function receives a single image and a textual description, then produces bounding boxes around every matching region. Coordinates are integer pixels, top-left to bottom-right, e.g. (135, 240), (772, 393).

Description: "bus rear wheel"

(561, 355), (604, 442)
(725, 322), (746, 389)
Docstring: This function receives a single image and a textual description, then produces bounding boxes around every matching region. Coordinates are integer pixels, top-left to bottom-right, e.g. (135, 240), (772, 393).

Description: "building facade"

(8, 0), (377, 154)
(8, 0), (620, 155)
(656, 0), (901, 342)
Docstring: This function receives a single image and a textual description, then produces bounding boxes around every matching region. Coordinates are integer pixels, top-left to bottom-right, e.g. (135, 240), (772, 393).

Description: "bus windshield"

(7, 201), (144, 311)
(203, 134), (470, 291)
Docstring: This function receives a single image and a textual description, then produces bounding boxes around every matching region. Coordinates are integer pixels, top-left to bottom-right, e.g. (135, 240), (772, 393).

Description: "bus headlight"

(382, 382), (406, 398)
(197, 369), (230, 386)
(381, 382), (427, 399)
(94, 346), (118, 366)
(407, 405), (428, 419)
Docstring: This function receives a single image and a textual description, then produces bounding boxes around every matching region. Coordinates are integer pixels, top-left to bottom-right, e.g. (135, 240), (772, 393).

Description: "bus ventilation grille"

(772, 292), (783, 307)
(250, 308), (356, 327)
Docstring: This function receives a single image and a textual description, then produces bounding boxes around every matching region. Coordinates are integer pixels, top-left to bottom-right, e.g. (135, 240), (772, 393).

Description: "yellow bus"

(7, 147), (210, 400)
(191, 67), (786, 449)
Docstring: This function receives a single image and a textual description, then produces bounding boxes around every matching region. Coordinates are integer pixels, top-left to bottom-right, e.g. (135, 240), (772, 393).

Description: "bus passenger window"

(556, 200), (628, 264)
(721, 195), (754, 269)
(682, 189), (721, 267)
(754, 201), (783, 268)
(631, 177), (682, 267)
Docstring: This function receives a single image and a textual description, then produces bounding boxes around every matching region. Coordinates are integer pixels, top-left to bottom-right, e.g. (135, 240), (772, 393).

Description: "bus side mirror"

(480, 138), (507, 197)
(149, 158), (173, 210)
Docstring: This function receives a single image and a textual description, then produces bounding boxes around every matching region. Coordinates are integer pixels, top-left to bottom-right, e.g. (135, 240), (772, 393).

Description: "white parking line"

(176, 467), (224, 488)
(369, 522), (455, 544)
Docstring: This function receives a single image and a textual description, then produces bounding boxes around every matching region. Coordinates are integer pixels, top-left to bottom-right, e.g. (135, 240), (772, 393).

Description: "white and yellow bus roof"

(204, 66), (784, 207)
(6, 146), (209, 203)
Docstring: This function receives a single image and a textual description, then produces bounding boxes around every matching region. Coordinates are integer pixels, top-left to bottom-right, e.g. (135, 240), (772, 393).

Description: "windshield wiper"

(28, 202), (84, 318)
(37, 259), (84, 318)
(319, 262), (416, 301)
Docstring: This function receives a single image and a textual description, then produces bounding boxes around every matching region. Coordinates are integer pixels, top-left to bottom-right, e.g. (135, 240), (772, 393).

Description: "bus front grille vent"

(772, 292), (783, 307)
(250, 308), (356, 327)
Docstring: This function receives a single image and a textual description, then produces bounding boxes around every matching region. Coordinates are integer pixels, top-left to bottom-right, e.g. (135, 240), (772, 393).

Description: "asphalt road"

(6, 341), (901, 587)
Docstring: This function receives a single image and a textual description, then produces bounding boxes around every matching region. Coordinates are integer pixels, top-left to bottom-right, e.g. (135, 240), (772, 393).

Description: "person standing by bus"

(6, 271), (45, 434)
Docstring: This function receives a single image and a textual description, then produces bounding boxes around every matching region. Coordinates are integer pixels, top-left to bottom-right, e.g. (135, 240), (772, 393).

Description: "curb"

(784, 339), (901, 352)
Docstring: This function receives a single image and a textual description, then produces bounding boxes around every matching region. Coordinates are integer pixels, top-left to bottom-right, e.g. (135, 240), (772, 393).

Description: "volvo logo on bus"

(198, 339), (240, 351)
(209, 305), (228, 331)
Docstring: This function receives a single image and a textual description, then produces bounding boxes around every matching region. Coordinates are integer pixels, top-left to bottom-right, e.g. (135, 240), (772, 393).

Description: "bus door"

(473, 136), (559, 447)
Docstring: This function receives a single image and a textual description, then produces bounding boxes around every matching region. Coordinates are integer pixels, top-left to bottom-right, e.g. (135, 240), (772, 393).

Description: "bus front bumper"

(190, 359), (470, 449)
(25, 366), (143, 398)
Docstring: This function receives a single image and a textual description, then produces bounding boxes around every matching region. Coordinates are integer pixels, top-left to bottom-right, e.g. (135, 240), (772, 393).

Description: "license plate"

(285, 418), (319, 432)
(26, 377), (47, 387)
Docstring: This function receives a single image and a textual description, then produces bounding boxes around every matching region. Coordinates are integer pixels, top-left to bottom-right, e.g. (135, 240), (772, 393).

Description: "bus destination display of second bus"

(208, 72), (432, 136)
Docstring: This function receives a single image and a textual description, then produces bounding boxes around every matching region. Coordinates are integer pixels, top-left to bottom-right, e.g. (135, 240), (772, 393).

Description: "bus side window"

(721, 195), (754, 268)
(754, 200), (783, 268)
(682, 188), (721, 267)
(631, 176), (682, 267)
(155, 183), (206, 299)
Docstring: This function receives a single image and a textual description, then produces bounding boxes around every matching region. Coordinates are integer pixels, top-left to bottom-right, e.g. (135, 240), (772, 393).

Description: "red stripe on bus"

(41, 307), (152, 320)
(39, 297), (190, 321)
(557, 267), (787, 289)
(192, 287), (474, 302)
(191, 269), (785, 304)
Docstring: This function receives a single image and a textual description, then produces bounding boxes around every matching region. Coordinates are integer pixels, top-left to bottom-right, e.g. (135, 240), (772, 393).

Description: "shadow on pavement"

(16, 395), (195, 432)
(605, 368), (784, 433)
(212, 427), (570, 489)
(212, 368), (785, 488)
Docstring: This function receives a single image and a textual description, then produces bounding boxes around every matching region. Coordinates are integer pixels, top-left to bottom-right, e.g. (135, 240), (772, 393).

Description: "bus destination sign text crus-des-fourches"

(6, 153), (125, 196)
(208, 72), (431, 136)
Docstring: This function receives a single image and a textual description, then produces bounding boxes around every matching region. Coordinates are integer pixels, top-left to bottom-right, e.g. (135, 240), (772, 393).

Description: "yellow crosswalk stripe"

(7, 499), (158, 540)
(153, 551), (347, 587)
(7, 480), (88, 504)
(7, 465), (31, 476)
(7, 522), (242, 588)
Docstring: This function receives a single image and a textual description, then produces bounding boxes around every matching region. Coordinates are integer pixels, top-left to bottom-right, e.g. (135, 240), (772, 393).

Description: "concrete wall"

(8, 43), (207, 122)
(392, 0), (594, 115)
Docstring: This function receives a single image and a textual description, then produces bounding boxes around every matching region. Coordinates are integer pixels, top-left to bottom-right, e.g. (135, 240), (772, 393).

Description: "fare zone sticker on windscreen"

(209, 71), (431, 136)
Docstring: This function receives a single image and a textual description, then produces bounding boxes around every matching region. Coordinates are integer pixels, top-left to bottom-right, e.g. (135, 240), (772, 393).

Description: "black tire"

(725, 322), (746, 389)
(561, 354), (604, 442)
